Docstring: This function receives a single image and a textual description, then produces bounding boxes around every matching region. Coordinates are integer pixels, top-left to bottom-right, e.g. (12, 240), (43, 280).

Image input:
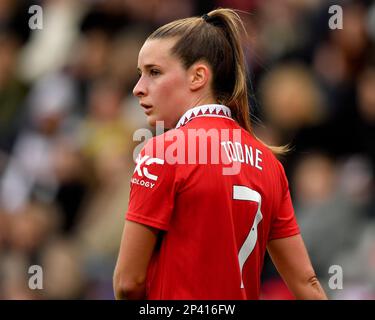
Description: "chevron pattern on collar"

(175, 104), (232, 129)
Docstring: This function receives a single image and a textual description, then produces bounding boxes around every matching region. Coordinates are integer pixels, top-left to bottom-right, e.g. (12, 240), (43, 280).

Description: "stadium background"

(0, 0), (374, 299)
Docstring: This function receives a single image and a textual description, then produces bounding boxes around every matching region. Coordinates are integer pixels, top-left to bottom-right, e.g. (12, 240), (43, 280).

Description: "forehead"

(137, 38), (180, 68)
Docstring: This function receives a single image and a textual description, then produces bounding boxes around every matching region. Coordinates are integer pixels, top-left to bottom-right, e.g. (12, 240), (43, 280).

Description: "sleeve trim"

(126, 211), (170, 231)
(268, 228), (300, 241)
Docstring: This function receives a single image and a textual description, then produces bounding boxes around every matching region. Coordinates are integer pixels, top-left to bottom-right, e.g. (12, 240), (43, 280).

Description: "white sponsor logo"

(134, 155), (164, 182)
(131, 178), (155, 189)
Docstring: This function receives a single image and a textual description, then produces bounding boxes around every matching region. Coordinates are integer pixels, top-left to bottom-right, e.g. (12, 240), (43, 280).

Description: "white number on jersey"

(233, 185), (263, 288)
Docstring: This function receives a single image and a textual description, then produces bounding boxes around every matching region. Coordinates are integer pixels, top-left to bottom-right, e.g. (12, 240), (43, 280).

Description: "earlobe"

(190, 64), (210, 91)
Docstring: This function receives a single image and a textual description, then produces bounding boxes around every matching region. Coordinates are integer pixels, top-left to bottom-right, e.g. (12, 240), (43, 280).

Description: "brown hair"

(148, 8), (289, 155)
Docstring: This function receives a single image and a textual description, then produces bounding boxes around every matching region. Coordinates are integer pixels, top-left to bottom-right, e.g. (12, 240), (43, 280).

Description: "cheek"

(149, 72), (188, 128)
(154, 73), (187, 104)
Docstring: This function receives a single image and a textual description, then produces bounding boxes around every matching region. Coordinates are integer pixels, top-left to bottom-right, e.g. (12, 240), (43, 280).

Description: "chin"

(147, 116), (174, 130)
(147, 116), (157, 127)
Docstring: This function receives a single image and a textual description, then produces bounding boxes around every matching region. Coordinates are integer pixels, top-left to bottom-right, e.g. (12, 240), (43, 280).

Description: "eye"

(150, 69), (160, 77)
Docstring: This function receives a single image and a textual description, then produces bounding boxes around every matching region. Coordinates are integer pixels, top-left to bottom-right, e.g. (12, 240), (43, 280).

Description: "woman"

(113, 8), (327, 300)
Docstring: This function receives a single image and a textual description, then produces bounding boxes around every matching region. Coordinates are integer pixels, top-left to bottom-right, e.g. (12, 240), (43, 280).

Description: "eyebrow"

(137, 64), (161, 73)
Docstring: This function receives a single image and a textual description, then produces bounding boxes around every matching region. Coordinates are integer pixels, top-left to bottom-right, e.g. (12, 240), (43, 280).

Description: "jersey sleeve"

(268, 160), (300, 241)
(125, 137), (178, 231)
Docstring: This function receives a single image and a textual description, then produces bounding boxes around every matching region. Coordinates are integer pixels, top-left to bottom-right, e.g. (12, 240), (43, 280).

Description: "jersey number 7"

(233, 185), (263, 288)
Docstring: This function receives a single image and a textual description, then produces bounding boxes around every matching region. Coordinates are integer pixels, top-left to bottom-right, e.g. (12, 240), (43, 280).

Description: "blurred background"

(0, 0), (374, 299)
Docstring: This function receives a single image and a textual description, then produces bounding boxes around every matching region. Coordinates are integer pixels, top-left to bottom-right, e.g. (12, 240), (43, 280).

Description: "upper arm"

(114, 137), (179, 299)
(113, 220), (159, 299)
(267, 234), (327, 299)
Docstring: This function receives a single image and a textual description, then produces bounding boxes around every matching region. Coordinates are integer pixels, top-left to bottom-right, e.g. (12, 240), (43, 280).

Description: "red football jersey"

(126, 104), (300, 299)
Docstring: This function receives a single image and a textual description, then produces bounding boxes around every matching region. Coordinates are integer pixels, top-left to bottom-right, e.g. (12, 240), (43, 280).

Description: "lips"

(140, 103), (153, 114)
(140, 103), (152, 109)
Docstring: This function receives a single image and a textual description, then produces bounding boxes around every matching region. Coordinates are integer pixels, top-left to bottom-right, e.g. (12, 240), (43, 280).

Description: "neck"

(171, 94), (219, 129)
(183, 95), (218, 114)
(175, 104), (232, 129)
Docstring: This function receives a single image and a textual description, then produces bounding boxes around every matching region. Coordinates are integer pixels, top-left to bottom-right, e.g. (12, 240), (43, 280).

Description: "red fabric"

(260, 278), (296, 300)
(126, 115), (300, 299)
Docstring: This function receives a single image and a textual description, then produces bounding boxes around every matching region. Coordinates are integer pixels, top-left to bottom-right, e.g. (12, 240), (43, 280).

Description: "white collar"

(175, 104), (233, 129)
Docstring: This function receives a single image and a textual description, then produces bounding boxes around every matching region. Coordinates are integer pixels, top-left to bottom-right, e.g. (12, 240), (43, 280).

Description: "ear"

(189, 62), (211, 91)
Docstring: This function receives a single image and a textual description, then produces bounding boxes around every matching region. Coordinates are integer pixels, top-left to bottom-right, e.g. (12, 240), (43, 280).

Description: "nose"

(133, 77), (146, 98)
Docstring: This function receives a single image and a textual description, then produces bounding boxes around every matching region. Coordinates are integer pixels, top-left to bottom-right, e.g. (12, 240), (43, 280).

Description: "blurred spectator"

(0, 31), (28, 154)
(18, 0), (86, 82)
(7, 201), (60, 255)
(51, 137), (88, 232)
(0, 200), (60, 299)
(355, 64), (375, 168)
(72, 148), (132, 299)
(256, 62), (328, 172)
(0, 72), (78, 213)
(107, 27), (149, 93)
(69, 28), (112, 108)
(77, 78), (134, 167)
(0, 252), (39, 299)
(40, 238), (85, 299)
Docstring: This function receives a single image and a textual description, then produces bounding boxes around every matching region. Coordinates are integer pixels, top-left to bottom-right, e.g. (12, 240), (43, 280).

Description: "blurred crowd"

(0, 0), (374, 299)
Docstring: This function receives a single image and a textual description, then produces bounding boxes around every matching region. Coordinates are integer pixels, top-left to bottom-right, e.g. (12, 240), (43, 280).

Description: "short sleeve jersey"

(126, 104), (300, 299)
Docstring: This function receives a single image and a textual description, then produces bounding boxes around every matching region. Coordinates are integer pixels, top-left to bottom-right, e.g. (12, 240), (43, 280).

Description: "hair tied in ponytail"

(201, 13), (216, 24)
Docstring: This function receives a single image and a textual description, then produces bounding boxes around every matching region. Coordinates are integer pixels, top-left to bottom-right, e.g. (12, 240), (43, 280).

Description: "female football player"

(113, 8), (327, 300)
